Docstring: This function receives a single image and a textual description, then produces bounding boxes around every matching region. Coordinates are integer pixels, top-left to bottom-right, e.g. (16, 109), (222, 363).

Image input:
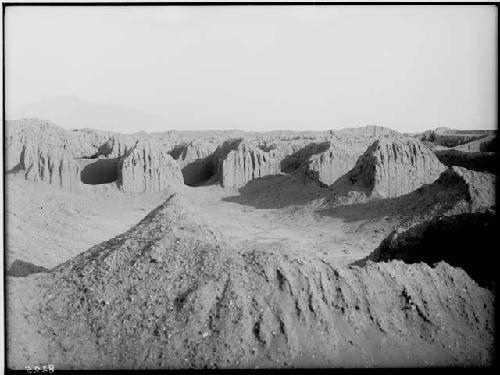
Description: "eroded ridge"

(10, 195), (494, 369)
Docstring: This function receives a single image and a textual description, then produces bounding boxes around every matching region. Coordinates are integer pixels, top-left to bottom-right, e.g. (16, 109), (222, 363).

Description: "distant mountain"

(8, 96), (169, 134)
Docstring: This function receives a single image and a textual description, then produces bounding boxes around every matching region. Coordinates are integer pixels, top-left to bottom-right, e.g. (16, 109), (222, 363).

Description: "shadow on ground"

(352, 211), (497, 289)
(222, 174), (330, 209)
(8, 259), (50, 277)
(6, 163), (24, 175)
(224, 162), (469, 215)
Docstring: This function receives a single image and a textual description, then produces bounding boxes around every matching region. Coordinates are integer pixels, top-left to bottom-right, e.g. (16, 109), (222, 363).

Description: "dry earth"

(4, 119), (497, 369)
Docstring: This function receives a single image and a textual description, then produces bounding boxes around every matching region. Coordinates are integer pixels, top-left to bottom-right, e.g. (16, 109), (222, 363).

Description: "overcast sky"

(5, 5), (497, 133)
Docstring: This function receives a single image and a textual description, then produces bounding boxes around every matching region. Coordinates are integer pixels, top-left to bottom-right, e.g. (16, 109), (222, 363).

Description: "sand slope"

(7, 195), (494, 369)
(5, 175), (173, 270)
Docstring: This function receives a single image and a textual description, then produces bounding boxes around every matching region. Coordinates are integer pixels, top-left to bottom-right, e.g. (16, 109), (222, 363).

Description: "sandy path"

(182, 184), (391, 266)
(6, 175), (393, 272)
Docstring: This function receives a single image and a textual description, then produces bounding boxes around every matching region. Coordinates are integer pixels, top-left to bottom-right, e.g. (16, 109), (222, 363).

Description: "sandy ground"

(182, 184), (393, 267)
(7, 275), (49, 368)
(6, 174), (392, 272)
(5, 176), (171, 270)
(5, 176), (495, 369)
(6, 191), (493, 369)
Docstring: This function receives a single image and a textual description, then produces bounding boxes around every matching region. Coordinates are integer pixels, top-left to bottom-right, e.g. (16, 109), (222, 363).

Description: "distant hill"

(8, 95), (169, 134)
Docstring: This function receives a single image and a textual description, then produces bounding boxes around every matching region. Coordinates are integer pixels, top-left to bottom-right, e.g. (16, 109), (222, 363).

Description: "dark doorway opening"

(182, 160), (215, 186)
(79, 158), (120, 185)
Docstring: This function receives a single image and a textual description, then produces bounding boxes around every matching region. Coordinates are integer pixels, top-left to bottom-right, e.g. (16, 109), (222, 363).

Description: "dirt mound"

(214, 139), (284, 188)
(170, 140), (219, 167)
(5, 119), (135, 190)
(358, 212), (497, 288)
(419, 129), (497, 153)
(434, 149), (496, 173)
(4, 120), (415, 192)
(117, 140), (184, 193)
(223, 160), (494, 218)
(4, 174), (174, 269)
(88, 134), (137, 158)
(329, 138), (446, 203)
(214, 128), (404, 190)
(22, 142), (82, 191)
(319, 165), (495, 234)
(279, 141), (359, 187)
(421, 141), (449, 151)
(333, 125), (400, 138)
(453, 134), (497, 152)
(287, 129), (405, 187)
(6, 119), (112, 162)
(436, 166), (495, 210)
(6, 119), (84, 190)
(10, 194), (493, 369)
(280, 141), (331, 173)
(419, 128), (494, 148)
(304, 143), (361, 186)
(170, 140), (220, 186)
